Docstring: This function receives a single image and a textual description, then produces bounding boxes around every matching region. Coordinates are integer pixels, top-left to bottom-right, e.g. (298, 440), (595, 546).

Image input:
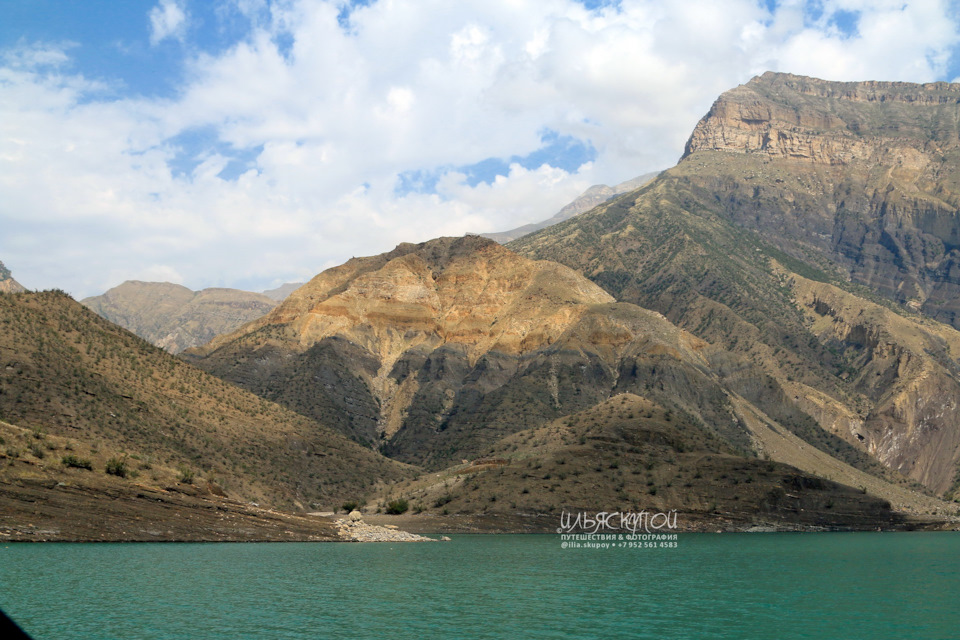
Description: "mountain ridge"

(82, 281), (281, 353)
(478, 172), (661, 244)
(510, 71), (960, 498)
(184, 234), (913, 517)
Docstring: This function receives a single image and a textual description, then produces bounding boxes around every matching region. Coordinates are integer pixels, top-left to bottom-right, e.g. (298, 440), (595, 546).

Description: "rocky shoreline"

(334, 510), (443, 542)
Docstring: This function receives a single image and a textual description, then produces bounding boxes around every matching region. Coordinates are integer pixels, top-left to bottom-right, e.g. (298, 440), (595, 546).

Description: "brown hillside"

(0, 290), (411, 513)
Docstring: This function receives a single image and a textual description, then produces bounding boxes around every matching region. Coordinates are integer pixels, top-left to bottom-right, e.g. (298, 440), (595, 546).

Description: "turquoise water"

(1, 533), (958, 639)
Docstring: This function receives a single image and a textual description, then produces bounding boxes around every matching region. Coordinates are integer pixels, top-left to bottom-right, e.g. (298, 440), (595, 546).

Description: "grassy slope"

(0, 290), (412, 512)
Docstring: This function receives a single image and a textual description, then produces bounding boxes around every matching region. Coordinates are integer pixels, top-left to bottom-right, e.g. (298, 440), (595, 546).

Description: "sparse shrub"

(177, 465), (195, 484)
(341, 500), (359, 512)
(62, 454), (93, 470)
(105, 457), (129, 478)
(385, 498), (409, 515)
(28, 443), (45, 459)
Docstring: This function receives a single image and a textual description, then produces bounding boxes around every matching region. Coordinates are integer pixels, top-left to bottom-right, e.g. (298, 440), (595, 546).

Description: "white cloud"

(149, 0), (188, 45)
(1, 0), (959, 297)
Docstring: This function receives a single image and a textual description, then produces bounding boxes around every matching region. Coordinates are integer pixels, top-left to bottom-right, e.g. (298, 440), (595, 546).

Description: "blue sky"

(2, 0), (960, 296)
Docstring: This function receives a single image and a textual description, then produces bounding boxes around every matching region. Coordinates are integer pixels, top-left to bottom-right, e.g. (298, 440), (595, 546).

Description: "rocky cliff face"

(785, 268), (960, 494)
(684, 71), (960, 164)
(83, 281), (278, 353)
(680, 72), (960, 329)
(0, 261), (26, 294)
(511, 73), (960, 497)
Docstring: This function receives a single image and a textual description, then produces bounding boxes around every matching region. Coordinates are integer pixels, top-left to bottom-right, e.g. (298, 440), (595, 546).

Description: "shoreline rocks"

(334, 516), (437, 542)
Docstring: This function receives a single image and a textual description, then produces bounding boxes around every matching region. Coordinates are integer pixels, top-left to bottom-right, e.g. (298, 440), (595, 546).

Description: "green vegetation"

(385, 498), (409, 515)
(105, 457), (129, 478)
(62, 454), (93, 470)
(177, 466), (196, 484)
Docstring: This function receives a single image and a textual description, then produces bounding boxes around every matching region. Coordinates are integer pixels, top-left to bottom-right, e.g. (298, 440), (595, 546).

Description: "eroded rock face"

(787, 269), (960, 494)
(509, 73), (960, 496)
(0, 261), (26, 294)
(188, 237), (767, 468)
(680, 72), (960, 331)
(684, 72), (960, 165)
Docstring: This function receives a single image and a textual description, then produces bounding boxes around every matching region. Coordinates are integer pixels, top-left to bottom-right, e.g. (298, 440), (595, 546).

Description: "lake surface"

(2, 533), (959, 639)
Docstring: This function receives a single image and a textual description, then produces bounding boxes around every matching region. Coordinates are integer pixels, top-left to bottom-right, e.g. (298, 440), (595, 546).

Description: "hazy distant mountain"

(82, 281), (280, 353)
(479, 172), (661, 244)
(262, 282), (305, 301)
(0, 260), (26, 293)
(512, 72), (960, 498)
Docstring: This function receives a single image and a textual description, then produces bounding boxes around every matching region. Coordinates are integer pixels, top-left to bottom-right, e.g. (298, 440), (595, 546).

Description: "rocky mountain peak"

(187, 237), (731, 466)
(682, 71), (960, 165)
(82, 281), (278, 353)
(198, 235), (615, 362)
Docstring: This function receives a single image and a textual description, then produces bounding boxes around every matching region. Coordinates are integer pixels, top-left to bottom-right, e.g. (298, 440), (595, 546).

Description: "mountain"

(682, 72), (960, 327)
(185, 235), (929, 517)
(0, 289), (411, 529)
(0, 261), (26, 294)
(82, 281), (279, 353)
(187, 235), (633, 461)
(262, 282), (305, 301)
(510, 72), (960, 498)
(479, 172), (660, 243)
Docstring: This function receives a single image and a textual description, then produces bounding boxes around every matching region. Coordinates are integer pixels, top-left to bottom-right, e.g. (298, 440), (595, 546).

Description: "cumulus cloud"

(149, 0), (188, 45)
(1, 0), (959, 297)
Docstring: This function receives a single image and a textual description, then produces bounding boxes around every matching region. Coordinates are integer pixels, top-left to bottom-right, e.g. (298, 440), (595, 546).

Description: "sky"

(2, 0), (960, 298)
